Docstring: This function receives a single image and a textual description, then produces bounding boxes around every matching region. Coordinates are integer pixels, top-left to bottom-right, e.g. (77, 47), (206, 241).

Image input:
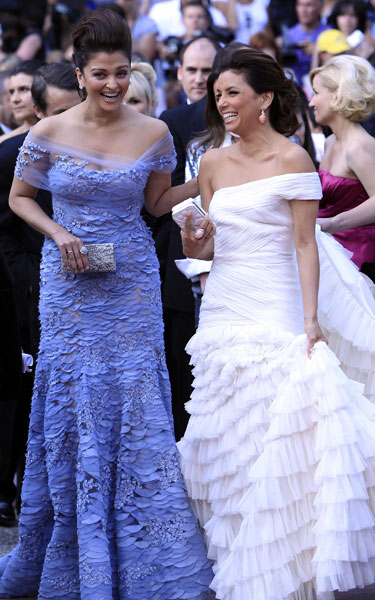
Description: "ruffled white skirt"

(178, 230), (375, 600)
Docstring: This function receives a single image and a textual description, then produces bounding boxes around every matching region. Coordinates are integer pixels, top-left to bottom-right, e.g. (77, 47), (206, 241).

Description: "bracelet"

(196, 174), (200, 196)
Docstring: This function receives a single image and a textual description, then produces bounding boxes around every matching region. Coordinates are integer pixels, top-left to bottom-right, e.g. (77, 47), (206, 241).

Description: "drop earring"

(259, 108), (266, 124)
(79, 83), (83, 90)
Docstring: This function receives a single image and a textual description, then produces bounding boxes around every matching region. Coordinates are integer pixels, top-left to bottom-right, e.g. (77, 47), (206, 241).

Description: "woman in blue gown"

(0, 9), (214, 600)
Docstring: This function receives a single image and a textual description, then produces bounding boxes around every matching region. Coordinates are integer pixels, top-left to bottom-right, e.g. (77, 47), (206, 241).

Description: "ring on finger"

(80, 245), (88, 255)
(67, 250), (74, 255)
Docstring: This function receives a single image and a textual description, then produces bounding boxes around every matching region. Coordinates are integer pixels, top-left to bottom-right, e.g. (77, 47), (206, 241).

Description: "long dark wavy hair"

(191, 46), (299, 159)
(213, 48), (299, 136)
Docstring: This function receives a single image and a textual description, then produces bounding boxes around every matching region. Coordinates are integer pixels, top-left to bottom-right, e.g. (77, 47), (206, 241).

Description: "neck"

(79, 98), (125, 128)
(237, 122), (278, 154)
(329, 115), (359, 142)
(300, 19), (320, 33)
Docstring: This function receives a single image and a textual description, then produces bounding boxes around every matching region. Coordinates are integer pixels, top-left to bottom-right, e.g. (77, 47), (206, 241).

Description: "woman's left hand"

(316, 216), (339, 234)
(181, 212), (215, 258)
(304, 317), (327, 358)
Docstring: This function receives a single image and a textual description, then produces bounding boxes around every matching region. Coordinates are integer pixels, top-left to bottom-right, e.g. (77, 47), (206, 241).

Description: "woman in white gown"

(178, 47), (375, 600)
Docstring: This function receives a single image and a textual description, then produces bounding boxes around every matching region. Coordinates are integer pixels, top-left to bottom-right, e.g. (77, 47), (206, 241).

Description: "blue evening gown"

(0, 130), (214, 600)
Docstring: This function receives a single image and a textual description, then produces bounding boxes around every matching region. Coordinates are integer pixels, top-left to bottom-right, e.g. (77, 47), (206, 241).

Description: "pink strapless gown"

(318, 169), (375, 269)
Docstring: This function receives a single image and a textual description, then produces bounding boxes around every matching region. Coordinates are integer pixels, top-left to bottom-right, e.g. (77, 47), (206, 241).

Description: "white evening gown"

(178, 172), (375, 600)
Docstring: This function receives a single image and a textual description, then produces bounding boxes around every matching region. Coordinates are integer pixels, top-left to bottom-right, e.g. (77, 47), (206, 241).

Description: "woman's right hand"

(181, 212), (215, 259)
(51, 227), (89, 273)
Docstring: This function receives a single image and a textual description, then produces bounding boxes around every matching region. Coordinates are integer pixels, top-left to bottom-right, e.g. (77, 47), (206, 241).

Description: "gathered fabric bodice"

(200, 172), (322, 335)
(318, 169), (375, 268)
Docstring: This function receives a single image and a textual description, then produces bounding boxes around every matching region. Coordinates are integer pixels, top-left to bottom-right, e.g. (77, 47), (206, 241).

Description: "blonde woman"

(310, 54), (375, 280)
(124, 61), (157, 116)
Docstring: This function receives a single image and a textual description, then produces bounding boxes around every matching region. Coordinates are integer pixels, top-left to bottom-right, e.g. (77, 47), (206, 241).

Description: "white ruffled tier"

(316, 227), (375, 403)
(178, 324), (375, 600)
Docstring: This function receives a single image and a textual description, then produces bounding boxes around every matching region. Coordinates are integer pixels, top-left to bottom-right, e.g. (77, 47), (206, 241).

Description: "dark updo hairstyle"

(207, 47), (299, 137)
(72, 8), (132, 73)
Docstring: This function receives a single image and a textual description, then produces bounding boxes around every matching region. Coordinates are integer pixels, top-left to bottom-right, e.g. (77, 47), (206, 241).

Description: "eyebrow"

(90, 65), (129, 71)
(215, 85), (241, 92)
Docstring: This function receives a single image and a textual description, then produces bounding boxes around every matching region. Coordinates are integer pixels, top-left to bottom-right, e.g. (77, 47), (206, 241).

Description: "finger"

(184, 211), (193, 234)
(62, 248), (73, 271)
(78, 243), (90, 270)
(72, 243), (87, 273)
(195, 228), (205, 239)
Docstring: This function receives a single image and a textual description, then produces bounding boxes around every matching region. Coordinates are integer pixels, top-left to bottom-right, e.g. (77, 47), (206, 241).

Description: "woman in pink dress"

(309, 54), (375, 281)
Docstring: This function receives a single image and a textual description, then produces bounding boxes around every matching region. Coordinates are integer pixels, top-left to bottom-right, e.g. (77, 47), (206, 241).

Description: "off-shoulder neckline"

(212, 171), (320, 198)
(25, 129), (173, 167)
(318, 168), (360, 183)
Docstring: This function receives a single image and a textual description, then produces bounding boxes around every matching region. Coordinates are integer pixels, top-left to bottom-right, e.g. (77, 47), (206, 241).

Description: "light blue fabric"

(0, 130), (214, 600)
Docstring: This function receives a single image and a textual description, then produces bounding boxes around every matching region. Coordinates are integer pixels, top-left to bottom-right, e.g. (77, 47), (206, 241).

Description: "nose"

(106, 75), (118, 89)
(217, 95), (226, 110)
(194, 69), (204, 84)
(11, 91), (20, 103)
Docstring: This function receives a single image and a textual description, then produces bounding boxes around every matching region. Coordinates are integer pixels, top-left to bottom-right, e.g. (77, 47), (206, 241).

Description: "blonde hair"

(310, 55), (375, 122)
(125, 61), (157, 116)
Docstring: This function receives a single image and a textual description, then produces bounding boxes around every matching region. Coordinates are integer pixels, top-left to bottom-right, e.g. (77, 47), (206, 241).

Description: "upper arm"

(144, 171), (171, 215)
(16, 33), (42, 61)
(9, 175), (38, 208)
(290, 198), (319, 246)
(348, 139), (375, 198)
(286, 145), (319, 245)
(198, 151), (215, 212)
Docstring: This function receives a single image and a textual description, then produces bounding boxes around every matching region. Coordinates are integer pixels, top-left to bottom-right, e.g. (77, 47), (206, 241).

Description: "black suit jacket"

(155, 98), (206, 313)
(362, 114), (375, 138)
(0, 132), (52, 355)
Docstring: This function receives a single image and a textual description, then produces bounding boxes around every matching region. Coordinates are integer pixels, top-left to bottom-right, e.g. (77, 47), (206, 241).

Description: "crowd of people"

(0, 1), (374, 599)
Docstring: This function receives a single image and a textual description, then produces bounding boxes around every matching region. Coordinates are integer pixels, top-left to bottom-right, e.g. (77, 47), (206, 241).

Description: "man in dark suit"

(156, 38), (218, 441)
(0, 62), (80, 524)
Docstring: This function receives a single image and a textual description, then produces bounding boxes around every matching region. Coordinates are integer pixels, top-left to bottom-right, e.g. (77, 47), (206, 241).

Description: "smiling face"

(309, 73), (337, 125)
(214, 69), (265, 135)
(9, 72), (35, 124)
(77, 51), (131, 111)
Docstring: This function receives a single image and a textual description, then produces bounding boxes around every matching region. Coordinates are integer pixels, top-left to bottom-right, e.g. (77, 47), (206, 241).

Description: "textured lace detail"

(0, 133), (213, 600)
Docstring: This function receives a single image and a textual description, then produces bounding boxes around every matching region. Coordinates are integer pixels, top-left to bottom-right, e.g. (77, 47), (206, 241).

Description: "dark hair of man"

(328, 0), (367, 33)
(96, 3), (125, 19)
(72, 8), (132, 72)
(179, 35), (219, 65)
(210, 47), (299, 136)
(31, 62), (78, 114)
(181, 1), (210, 20)
(11, 59), (45, 78)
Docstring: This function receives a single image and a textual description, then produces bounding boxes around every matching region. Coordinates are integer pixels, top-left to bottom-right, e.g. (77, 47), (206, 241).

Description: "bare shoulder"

(29, 107), (78, 138)
(199, 147), (223, 175)
(127, 110), (169, 142)
(280, 139), (316, 174)
(347, 127), (375, 162)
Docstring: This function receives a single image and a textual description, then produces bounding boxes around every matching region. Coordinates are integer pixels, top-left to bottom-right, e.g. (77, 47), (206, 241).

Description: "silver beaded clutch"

(63, 243), (116, 273)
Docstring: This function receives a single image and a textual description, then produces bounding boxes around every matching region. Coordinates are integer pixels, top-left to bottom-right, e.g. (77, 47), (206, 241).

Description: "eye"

(117, 70), (129, 77)
(93, 72), (105, 78)
(128, 98), (140, 104)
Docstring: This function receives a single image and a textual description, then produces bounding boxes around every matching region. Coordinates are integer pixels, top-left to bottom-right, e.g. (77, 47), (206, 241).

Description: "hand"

(51, 227), (89, 273)
(181, 212), (215, 258)
(316, 216), (339, 234)
(298, 40), (315, 55)
(304, 317), (327, 358)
